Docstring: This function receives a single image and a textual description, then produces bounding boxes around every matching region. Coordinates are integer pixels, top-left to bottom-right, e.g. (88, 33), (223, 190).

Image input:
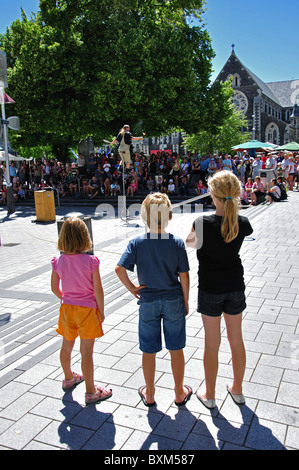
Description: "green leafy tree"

(183, 81), (252, 154)
(1, 1), (232, 159)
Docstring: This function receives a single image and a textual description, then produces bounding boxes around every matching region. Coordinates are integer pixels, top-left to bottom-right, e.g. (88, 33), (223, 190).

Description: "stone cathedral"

(215, 47), (299, 145)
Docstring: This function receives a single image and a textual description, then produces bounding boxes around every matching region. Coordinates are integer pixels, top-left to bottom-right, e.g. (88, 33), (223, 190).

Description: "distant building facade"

(141, 131), (183, 156)
(135, 49), (299, 156)
(215, 48), (299, 145)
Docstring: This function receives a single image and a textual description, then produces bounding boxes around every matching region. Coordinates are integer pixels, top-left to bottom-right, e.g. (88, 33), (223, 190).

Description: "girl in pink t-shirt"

(51, 217), (112, 404)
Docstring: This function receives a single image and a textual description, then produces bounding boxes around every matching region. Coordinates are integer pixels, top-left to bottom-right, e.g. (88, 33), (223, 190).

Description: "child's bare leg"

(142, 352), (156, 404)
(170, 349), (189, 402)
(201, 314), (221, 399)
(60, 338), (75, 381)
(80, 339), (96, 394)
(224, 312), (246, 395)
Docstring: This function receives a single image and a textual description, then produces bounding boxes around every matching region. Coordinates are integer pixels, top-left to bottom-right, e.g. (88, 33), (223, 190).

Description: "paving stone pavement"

(0, 193), (298, 451)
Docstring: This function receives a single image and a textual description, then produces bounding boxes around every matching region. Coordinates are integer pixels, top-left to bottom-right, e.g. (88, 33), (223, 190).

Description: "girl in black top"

(186, 171), (253, 409)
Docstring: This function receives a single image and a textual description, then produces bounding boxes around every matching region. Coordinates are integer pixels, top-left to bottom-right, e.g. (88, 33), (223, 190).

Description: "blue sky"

(203, 0), (299, 83)
(1, 0), (299, 84)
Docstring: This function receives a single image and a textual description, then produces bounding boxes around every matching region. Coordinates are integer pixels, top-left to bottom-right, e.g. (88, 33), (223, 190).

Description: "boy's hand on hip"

(130, 285), (146, 299)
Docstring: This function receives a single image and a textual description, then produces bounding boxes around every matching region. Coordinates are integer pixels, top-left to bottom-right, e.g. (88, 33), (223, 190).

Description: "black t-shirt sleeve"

(239, 216), (253, 237)
(116, 132), (132, 145)
(124, 132), (132, 145)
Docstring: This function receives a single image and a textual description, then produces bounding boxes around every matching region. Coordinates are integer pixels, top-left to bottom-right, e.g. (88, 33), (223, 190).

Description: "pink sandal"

(85, 386), (113, 404)
(62, 372), (85, 390)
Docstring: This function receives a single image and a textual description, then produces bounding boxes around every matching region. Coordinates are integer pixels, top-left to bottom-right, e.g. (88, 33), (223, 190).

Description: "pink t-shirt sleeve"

(90, 255), (100, 273)
(51, 256), (59, 272)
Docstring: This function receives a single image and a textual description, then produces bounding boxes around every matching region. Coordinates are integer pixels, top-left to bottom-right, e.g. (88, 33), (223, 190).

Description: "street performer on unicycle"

(110, 124), (143, 170)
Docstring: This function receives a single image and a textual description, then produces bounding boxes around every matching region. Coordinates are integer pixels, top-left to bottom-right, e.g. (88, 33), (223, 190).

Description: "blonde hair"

(141, 193), (172, 230)
(120, 124), (130, 135)
(57, 217), (92, 253)
(208, 170), (241, 243)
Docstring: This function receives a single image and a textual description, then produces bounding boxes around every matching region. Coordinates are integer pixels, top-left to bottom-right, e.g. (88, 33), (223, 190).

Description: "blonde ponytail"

(208, 170), (241, 243)
(120, 124), (130, 136)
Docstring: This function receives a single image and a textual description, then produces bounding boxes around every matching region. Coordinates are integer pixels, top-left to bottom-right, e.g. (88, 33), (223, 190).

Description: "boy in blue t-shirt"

(115, 193), (192, 408)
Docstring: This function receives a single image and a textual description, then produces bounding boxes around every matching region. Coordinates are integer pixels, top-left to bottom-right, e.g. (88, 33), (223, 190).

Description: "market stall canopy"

(0, 151), (28, 162)
(232, 140), (277, 151)
(275, 141), (299, 151)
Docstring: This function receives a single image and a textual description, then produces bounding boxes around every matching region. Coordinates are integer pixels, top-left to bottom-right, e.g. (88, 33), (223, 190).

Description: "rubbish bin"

(259, 169), (276, 188)
(34, 190), (56, 222)
(57, 212), (94, 255)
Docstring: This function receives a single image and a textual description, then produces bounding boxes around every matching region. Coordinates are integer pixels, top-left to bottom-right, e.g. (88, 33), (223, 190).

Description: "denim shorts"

(138, 297), (186, 354)
(197, 290), (246, 317)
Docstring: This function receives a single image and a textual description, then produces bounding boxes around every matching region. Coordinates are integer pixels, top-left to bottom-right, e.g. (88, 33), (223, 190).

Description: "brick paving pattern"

(0, 193), (298, 450)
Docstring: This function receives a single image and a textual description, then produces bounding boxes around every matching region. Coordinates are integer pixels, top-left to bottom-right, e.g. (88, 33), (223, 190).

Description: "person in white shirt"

(252, 156), (262, 179)
(222, 155), (232, 171)
(167, 179), (176, 195)
(266, 155), (276, 170)
(281, 155), (290, 180)
(288, 156), (295, 190)
(77, 153), (86, 175)
(266, 178), (281, 203)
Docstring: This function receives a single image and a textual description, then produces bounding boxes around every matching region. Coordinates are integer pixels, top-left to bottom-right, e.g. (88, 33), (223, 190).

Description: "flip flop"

(138, 386), (156, 407)
(226, 384), (245, 405)
(196, 391), (216, 410)
(175, 385), (193, 407)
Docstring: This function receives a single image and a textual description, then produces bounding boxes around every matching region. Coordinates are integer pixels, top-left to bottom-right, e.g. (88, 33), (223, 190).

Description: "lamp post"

(0, 51), (15, 214)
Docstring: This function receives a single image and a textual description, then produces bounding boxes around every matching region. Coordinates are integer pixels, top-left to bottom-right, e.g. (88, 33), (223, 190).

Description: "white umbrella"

(0, 151), (27, 161)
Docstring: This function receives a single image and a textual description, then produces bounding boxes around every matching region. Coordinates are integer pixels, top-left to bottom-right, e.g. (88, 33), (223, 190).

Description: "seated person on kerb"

(115, 193), (192, 407)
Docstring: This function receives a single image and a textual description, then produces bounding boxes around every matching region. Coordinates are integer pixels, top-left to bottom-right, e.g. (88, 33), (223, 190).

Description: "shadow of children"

(139, 406), (204, 450)
(58, 392), (116, 450)
(211, 405), (286, 450)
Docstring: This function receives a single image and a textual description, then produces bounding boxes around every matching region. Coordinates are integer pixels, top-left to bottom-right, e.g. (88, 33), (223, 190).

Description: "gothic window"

(265, 122), (279, 144)
(234, 74), (241, 87)
(227, 73), (241, 87)
(230, 90), (248, 114)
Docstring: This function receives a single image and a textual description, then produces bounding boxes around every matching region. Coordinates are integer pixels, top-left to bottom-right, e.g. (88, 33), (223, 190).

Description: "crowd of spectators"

(0, 149), (298, 205)
(236, 150), (298, 205)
